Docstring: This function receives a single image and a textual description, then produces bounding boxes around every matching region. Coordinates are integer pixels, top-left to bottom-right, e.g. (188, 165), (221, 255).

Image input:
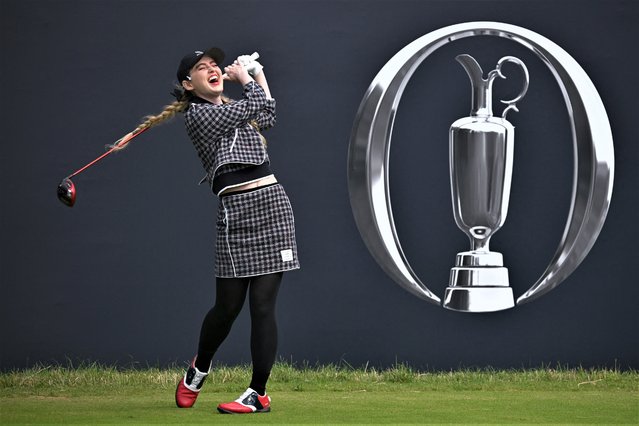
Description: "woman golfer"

(124, 46), (300, 413)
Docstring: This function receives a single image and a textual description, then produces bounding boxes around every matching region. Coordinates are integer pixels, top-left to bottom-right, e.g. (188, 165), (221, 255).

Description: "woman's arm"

(188, 82), (269, 139)
(252, 70), (276, 130)
(253, 71), (272, 99)
(209, 59), (274, 132)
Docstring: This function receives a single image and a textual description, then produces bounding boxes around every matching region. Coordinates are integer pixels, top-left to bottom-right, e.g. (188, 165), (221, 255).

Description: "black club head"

(57, 178), (76, 207)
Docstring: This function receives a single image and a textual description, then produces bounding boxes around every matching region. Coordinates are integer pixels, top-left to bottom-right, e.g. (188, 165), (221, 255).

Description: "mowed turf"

(1, 363), (637, 424)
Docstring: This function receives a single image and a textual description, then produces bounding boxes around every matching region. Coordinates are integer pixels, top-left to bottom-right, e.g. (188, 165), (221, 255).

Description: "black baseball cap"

(176, 47), (225, 83)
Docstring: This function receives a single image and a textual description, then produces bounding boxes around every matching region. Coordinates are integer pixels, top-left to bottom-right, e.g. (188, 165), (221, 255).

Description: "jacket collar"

(190, 95), (213, 105)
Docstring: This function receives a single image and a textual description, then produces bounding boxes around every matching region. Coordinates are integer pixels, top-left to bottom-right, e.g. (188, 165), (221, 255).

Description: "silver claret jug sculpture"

(443, 54), (529, 312)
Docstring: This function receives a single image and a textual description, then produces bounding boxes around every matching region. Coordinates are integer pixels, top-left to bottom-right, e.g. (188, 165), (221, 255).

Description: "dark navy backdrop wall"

(1, 0), (637, 370)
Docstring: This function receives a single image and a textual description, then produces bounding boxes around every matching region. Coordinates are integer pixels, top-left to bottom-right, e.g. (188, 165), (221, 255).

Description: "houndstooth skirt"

(215, 184), (300, 278)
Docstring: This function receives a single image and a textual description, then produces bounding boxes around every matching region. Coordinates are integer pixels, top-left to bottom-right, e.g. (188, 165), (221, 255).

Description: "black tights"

(194, 272), (282, 396)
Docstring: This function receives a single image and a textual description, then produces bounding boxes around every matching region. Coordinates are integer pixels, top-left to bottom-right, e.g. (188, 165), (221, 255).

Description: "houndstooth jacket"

(184, 81), (276, 186)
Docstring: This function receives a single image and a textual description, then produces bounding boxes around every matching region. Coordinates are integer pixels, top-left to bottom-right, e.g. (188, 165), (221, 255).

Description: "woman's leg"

(247, 272), (283, 395)
(195, 277), (250, 371)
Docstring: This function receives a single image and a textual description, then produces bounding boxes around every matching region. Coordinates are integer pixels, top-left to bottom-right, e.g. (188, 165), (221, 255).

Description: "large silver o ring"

(347, 21), (614, 306)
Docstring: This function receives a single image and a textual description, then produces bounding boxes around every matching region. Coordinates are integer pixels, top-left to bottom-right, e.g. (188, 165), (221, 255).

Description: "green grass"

(1, 362), (637, 424)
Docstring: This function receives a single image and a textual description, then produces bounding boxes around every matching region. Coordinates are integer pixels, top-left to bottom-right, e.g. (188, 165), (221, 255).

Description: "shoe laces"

(185, 367), (208, 391)
(236, 387), (258, 404)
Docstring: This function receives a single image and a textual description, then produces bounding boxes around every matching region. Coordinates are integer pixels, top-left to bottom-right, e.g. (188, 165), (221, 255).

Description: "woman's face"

(182, 56), (224, 102)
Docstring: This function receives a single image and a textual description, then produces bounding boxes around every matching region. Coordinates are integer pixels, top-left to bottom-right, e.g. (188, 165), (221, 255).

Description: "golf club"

(57, 52), (261, 207)
(56, 126), (150, 207)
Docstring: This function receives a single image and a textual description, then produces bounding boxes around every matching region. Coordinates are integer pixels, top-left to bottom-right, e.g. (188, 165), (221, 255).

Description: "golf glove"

(237, 54), (263, 77)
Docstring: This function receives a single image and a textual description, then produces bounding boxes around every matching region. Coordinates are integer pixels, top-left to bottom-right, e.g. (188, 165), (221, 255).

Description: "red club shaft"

(67, 126), (150, 179)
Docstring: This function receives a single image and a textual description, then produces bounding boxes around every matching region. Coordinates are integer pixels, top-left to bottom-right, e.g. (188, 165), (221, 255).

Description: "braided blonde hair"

(110, 91), (266, 150)
(110, 98), (189, 151)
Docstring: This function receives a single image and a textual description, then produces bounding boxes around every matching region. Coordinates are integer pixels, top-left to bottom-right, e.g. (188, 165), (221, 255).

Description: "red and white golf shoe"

(217, 388), (271, 414)
(175, 358), (209, 408)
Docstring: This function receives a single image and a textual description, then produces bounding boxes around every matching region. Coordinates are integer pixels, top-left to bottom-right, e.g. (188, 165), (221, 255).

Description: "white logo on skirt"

(281, 249), (293, 262)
